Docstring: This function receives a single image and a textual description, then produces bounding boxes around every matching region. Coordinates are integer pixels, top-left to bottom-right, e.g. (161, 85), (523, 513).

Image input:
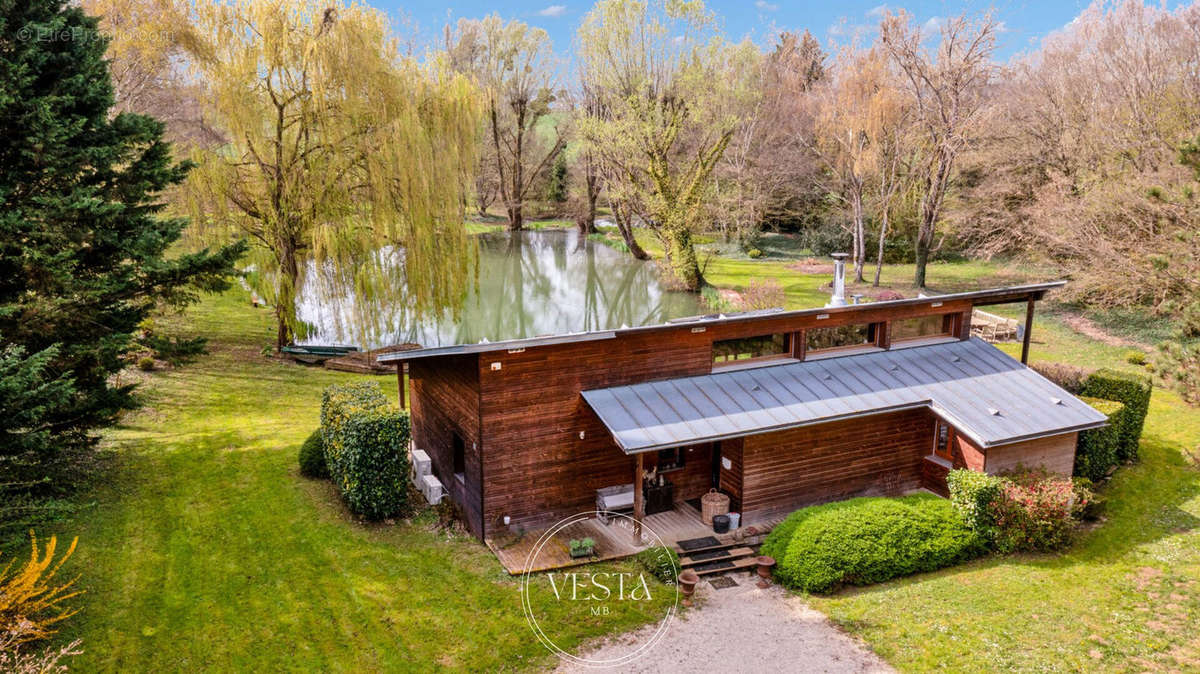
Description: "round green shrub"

(298, 429), (329, 479)
(746, 248), (763, 259)
(1124, 350), (1147, 366)
(137, 356), (155, 371)
(765, 494), (985, 594)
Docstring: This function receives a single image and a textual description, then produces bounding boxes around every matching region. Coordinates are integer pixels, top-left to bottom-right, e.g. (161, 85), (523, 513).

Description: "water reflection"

(296, 229), (704, 349)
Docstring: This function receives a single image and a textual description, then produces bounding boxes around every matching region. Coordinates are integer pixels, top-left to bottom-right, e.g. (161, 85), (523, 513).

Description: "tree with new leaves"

(447, 15), (564, 231)
(185, 0), (481, 350)
(878, 10), (997, 289)
(0, 0), (244, 499)
(576, 0), (739, 291)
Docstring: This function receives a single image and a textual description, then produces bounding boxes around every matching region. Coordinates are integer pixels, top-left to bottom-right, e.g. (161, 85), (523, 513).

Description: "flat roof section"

(378, 281), (1066, 363)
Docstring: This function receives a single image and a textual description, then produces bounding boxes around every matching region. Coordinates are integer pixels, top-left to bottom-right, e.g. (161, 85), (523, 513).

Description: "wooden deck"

(486, 502), (783, 575)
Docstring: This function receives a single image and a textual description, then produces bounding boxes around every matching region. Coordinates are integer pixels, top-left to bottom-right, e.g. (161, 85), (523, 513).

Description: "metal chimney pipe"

(827, 252), (849, 307)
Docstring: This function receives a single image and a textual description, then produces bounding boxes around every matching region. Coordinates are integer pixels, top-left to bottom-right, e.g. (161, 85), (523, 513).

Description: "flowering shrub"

(990, 469), (1093, 553)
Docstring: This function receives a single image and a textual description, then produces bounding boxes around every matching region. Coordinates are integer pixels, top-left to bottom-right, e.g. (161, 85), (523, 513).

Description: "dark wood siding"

(408, 355), (483, 538)
(717, 438), (744, 510)
(739, 409), (936, 518)
(408, 298), (977, 540)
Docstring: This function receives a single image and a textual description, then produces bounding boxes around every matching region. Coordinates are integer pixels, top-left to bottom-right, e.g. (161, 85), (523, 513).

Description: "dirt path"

(555, 575), (893, 673)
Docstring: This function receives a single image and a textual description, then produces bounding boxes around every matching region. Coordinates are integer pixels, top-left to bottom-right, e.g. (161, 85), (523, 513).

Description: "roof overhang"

(378, 281), (1066, 364)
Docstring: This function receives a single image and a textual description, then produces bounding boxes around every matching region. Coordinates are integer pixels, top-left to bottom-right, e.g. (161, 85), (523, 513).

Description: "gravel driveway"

(555, 574), (893, 673)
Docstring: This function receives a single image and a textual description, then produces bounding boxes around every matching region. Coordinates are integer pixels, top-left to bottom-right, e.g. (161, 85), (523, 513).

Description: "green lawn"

(810, 389), (1200, 672)
(37, 291), (673, 671)
(19, 230), (1200, 672)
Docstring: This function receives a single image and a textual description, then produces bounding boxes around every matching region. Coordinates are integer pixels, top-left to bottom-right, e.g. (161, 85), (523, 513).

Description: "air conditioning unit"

(420, 474), (444, 505)
(410, 449), (431, 480)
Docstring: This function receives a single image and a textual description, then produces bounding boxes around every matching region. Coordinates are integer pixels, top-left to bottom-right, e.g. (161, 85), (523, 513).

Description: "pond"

(296, 229), (705, 350)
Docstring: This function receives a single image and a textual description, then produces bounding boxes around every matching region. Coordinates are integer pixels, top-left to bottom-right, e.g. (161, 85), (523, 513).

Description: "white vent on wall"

(420, 474), (445, 505)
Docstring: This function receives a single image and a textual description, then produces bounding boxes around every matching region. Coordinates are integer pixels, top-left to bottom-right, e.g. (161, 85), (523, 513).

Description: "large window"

(712, 333), (790, 366)
(891, 314), (951, 342)
(805, 324), (877, 353)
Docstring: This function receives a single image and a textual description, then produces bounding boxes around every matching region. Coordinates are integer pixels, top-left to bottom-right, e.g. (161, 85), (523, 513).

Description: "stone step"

(679, 545), (757, 570)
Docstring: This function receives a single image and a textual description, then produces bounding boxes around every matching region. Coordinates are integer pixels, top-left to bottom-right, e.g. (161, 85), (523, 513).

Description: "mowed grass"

(39, 291), (673, 672)
(809, 389), (1200, 672)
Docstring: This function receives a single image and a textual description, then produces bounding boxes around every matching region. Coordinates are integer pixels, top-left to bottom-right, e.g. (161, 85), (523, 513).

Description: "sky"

(378, 0), (1095, 63)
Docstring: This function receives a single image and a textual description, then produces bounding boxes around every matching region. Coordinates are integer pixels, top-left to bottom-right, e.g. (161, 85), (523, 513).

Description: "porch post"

(397, 363), (407, 410)
(633, 453), (644, 545)
(1021, 298), (1035, 364)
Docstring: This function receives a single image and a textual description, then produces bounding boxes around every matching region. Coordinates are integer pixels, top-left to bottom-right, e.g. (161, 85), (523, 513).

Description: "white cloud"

(537, 4), (567, 17)
(755, 0), (779, 11)
(995, 20), (1008, 33)
(924, 16), (942, 32)
(867, 4), (888, 18)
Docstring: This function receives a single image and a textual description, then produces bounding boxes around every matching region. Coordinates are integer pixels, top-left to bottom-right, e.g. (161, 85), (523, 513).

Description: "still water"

(296, 229), (705, 350)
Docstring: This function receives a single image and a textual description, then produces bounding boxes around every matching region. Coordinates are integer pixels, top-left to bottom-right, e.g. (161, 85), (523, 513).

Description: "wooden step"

(673, 537), (756, 555)
(690, 554), (760, 577)
(679, 546), (756, 569)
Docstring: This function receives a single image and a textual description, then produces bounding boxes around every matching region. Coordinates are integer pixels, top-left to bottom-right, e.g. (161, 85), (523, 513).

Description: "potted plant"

(568, 537), (595, 559)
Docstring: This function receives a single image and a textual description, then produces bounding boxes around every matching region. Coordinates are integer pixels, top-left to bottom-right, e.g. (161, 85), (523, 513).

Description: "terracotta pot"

(678, 569), (700, 596)
(756, 555), (776, 579)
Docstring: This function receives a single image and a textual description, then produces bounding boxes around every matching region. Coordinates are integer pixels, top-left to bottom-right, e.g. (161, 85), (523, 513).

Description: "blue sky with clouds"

(382, 1), (1093, 62)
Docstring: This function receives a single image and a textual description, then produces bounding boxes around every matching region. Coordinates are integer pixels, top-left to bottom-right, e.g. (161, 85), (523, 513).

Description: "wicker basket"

(700, 489), (730, 525)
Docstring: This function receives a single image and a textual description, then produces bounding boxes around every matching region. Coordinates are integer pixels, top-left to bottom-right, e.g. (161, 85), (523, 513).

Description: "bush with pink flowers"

(989, 468), (1093, 553)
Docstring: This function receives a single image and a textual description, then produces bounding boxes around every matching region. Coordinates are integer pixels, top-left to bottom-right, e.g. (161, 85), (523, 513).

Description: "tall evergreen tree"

(0, 0), (245, 492)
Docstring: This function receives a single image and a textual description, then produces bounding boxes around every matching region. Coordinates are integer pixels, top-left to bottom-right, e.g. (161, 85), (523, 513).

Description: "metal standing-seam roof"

(581, 337), (1108, 454)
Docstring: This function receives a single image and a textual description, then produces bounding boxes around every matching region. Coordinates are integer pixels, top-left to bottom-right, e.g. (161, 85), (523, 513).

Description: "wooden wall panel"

(739, 409), (936, 518)
(408, 355), (483, 538)
(984, 432), (1077, 476)
(477, 330), (715, 538)
(409, 298), (984, 540)
(718, 438), (744, 510)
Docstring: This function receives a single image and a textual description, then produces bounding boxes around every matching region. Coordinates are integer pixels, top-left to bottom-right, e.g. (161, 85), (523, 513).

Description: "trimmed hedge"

(298, 429), (329, 479)
(761, 494), (985, 593)
(1075, 397), (1126, 482)
(634, 545), (680, 584)
(1080, 368), (1152, 462)
(320, 382), (411, 520)
(946, 469), (1004, 541)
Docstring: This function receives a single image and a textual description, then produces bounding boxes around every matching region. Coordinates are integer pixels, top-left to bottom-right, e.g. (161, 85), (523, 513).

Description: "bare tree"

(878, 11), (998, 289)
(447, 16), (565, 231)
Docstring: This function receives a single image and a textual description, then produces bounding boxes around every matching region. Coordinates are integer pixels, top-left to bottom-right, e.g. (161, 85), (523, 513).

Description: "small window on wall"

(712, 333), (790, 367)
(452, 432), (465, 478)
(892, 315), (950, 342)
(934, 421), (953, 461)
(657, 447), (685, 472)
(806, 324), (877, 353)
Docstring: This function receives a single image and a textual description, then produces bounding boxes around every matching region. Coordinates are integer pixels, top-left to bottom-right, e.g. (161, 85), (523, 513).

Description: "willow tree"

(576, 0), (738, 291)
(185, 0), (480, 349)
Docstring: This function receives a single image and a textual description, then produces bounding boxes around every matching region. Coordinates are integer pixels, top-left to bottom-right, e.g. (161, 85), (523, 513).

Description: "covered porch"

(485, 500), (784, 575)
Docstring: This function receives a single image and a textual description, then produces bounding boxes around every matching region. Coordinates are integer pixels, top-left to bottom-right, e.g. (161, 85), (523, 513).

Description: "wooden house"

(380, 281), (1106, 551)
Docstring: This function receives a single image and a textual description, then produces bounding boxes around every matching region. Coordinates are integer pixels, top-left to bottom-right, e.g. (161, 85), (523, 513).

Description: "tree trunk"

(851, 188), (866, 283)
(506, 203), (524, 231)
(873, 210), (888, 287)
(275, 239), (300, 351)
(612, 200), (649, 260)
(666, 227), (703, 292)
